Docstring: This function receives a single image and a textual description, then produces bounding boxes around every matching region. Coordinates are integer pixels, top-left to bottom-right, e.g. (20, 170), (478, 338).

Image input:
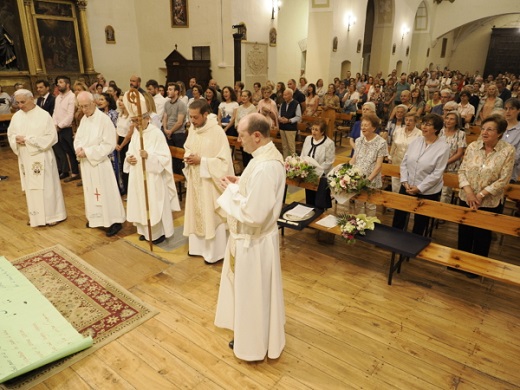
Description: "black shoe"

(0, 175), (8, 181)
(59, 173), (69, 180)
(106, 223), (122, 237)
(152, 235), (165, 245)
(229, 339), (234, 350)
(465, 272), (479, 279)
(86, 221), (90, 228)
(139, 235), (146, 241)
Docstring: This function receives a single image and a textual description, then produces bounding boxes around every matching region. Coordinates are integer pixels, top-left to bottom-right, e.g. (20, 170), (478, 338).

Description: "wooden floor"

(1, 142), (520, 390)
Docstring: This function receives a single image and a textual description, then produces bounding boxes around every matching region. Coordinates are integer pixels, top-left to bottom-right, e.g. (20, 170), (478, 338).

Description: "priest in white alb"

(8, 89), (67, 227)
(74, 91), (126, 237)
(183, 99), (234, 263)
(215, 113), (286, 361)
(123, 91), (180, 244)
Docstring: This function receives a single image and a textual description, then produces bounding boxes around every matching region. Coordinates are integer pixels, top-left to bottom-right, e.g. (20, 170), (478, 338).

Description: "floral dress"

(439, 129), (467, 172)
(353, 134), (388, 188)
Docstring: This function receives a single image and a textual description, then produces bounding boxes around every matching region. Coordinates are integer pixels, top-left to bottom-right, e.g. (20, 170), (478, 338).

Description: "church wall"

(429, 0), (520, 40)
(86, 0), (141, 88)
(447, 14), (520, 76)
(328, 0), (367, 82)
(305, 6), (334, 84)
(276, 0), (309, 85)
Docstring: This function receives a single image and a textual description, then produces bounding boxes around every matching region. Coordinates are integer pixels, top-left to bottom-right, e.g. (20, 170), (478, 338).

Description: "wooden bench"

(308, 190), (520, 286)
(333, 113), (353, 147)
(285, 156), (520, 286)
(0, 113), (13, 146)
(168, 146), (186, 201)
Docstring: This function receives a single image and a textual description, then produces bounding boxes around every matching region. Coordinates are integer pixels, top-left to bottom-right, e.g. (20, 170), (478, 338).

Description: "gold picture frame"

(171, 0), (189, 28)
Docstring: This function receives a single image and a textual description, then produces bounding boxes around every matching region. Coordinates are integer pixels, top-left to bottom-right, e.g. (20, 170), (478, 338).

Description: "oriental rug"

(1, 245), (158, 390)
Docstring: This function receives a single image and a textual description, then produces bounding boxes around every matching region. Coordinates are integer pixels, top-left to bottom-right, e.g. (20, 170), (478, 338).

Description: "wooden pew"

(333, 113), (353, 146)
(0, 113), (13, 146)
(286, 154), (520, 286)
(168, 146), (186, 202)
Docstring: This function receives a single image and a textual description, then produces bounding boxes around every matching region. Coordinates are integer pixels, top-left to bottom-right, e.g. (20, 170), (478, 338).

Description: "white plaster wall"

(429, 0), (520, 39)
(133, 0), (234, 87)
(86, 0), (141, 88)
(447, 14), (520, 75)
(329, 0), (366, 81)
(276, 0), (309, 84)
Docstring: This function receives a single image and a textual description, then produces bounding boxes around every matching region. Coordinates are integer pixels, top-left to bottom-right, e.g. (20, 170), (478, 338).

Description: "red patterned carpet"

(1, 245), (158, 390)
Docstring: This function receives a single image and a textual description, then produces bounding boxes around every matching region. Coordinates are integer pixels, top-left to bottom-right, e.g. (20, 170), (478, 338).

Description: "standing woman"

(115, 96), (134, 195)
(475, 84), (503, 124)
(439, 111), (467, 203)
(503, 98), (520, 183)
(257, 85), (279, 129)
(322, 84), (340, 111)
(384, 104), (407, 146)
(457, 114), (515, 262)
(187, 84), (204, 108)
(98, 92), (124, 194)
(218, 86), (239, 136)
(234, 90), (257, 167)
(315, 78), (326, 104)
(304, 83), (319, 116)
(251, 82), (262, 106)
(205, 86), (220, 115)
(350, 113), (388, 189)
(298, 77), (308, 95)
(410, 88), (426, 118)
(392, 113), (450, 236)
(300, 120), (335, 208)
(457, 90), (475, 130)
(388, 113), (422, 192)
(275, 82), (285, 107)
(350, 113), (388, 215)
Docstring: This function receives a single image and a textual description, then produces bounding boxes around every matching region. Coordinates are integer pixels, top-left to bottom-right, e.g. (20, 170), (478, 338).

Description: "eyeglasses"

(78, 104), (93, 109)
(481, 127), (497, 132)
(421, 122), (434, 127)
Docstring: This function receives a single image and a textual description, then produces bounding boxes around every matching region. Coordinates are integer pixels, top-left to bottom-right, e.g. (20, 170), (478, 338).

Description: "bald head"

(130, 75), (141, 89)
(237, 113), (271, 154)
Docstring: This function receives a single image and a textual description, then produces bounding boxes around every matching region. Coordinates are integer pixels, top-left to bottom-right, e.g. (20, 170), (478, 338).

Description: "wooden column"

(76, 0), (95, 74)
(23, 0), (43, 74)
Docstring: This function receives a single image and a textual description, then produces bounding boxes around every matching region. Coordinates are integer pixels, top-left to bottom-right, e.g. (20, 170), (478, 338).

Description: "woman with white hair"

(347, 102), (377, 157)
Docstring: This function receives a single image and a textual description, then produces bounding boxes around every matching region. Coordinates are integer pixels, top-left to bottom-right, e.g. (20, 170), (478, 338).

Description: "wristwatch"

(479, 192), (485, 198)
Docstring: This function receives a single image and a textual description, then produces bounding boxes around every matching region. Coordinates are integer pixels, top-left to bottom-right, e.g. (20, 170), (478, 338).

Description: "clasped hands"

(184, 153), (201, 165)
(15, 135), (26, 145)
(403, 182), (420, 195)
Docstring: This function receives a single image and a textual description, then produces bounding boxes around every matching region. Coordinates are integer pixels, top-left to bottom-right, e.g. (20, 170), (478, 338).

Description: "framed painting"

(36, 18), (81, 73)
(171, 0), (188, 28)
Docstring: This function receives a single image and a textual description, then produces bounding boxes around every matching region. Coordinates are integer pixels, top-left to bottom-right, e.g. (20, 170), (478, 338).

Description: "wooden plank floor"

(1, 143), (519, 389)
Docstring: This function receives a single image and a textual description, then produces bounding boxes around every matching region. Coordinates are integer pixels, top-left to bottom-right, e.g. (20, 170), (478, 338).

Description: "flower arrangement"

(327, 163), (371, 195)
(284, 155), (319, 184)
(337, 213), (380, 244)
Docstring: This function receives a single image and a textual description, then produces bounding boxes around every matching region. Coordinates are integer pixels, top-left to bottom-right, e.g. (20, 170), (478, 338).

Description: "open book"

(0, 256), (92, 383)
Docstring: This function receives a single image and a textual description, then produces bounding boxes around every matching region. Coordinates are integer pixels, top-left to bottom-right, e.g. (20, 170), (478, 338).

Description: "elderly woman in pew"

(350, 113), (388, 215)
(300, 120), (335, 208)
(457, 114), (515, 260)
(439, 111), (467, 204)
(392, 113), (450, 236)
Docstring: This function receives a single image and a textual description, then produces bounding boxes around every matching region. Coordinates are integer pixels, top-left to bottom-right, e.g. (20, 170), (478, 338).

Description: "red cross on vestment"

(94, 188), (101, 201)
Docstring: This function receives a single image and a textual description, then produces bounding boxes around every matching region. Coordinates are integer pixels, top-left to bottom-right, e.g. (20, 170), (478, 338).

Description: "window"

(192, 46), (210, 60)
(440, 38), (448, 58)
(414, 2), (428, 31)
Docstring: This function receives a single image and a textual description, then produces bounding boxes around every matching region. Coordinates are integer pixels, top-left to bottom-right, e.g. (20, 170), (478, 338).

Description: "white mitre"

(123, 89), (149, 118)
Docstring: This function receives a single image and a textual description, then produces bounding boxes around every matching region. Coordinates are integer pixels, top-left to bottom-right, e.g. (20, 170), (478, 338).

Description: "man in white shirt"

(146, 79), (167, 120)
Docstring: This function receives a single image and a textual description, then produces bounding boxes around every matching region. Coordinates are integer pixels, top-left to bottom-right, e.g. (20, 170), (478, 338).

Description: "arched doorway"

(341, 60), (351, 79)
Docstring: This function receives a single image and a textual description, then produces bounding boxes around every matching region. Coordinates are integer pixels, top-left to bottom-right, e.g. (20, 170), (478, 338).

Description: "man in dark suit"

(35, 79), (56, 116)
